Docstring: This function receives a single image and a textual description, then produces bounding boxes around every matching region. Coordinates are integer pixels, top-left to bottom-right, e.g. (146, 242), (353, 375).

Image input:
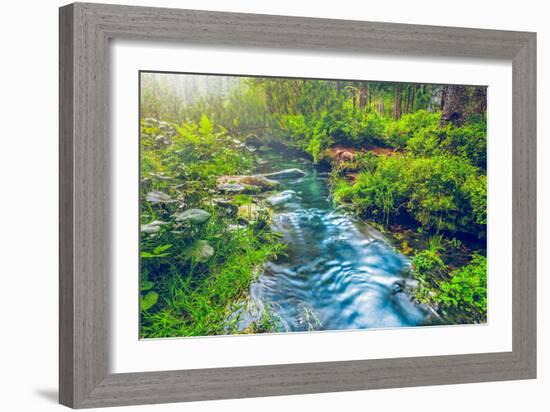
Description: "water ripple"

(248, 151), (430, 332)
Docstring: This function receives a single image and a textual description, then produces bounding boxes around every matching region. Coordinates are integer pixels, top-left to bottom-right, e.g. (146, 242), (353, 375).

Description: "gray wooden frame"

(59, 2), (536, 408)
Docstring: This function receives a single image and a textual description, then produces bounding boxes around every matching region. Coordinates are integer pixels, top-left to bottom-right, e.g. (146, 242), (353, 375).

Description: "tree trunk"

(473, 86), (487, 115)
(265, 82), (275, 114)
(359, 82), (369, 110)
(367, 83), (371, 107)
(410, 85), (417, 112)
(393, 84), (402, 120)
(440, 85), (469, 127)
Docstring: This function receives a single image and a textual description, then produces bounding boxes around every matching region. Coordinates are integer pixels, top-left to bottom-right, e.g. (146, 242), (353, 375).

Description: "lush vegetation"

(331, 150), (486, 236)
(140, 73), (488, 336)
(412, 251), (487, 322)
(139, 116), (284, 337)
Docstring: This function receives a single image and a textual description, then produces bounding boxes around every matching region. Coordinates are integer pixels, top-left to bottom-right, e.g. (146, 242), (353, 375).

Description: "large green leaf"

(140, 280), (155, 292)
(182, 240), (214, 263)
(173, 209), (211, 224)
(141, 291), (158, 311)
(141, 251), (170, 259)
(199, 113), (214, 136)
(153, 244), (173, 255)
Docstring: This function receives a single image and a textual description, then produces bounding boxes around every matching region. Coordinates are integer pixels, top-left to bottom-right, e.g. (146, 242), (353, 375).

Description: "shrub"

(411, 252), (487, 323)
(278, 104), (387, 156)
(439, 254), (487, 322)
(405, 128), (441, 156)
(412, 250), (448, 286)
(334, 153), (487, 237)
(350, 156), (409, 226)
(323, 107), (387, 147)
(385, 110), (440, 149)
(440, 120), (487, 169)
(404, 155), (482, 234)
(360, 112), (388, 146)
(331, 178), (355, 204)
(279, 114), (309, 144)
(306, 131), (327, 163)
(327, 100), (363, 144)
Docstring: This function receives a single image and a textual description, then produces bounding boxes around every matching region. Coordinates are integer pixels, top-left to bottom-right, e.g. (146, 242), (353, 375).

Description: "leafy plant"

(333, 153), (486, 237)
(140, 244), (173, 259)
(439, 255), (487, 322)
(141, 291), (159, 311)
(428, 234), (444, 253)
(411, 251), (487, 323)
(140, 280), (155, 292)
(412, 250), (448, 286)
(182, 240), (215, 263)
(385, 110), (440, 149)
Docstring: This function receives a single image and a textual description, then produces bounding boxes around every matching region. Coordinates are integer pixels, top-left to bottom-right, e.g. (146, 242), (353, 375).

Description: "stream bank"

(233, 145), (441, 332)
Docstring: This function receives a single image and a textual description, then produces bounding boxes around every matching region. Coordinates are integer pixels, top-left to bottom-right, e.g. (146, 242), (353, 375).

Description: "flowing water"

(240, 147), (435, 333)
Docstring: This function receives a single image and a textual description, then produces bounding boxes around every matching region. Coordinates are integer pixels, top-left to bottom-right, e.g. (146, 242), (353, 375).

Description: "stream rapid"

(240, 147), (433, 333)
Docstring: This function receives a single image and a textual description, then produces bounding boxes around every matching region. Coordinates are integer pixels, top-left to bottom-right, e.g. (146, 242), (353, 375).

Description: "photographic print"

(139, 72), (487, 339)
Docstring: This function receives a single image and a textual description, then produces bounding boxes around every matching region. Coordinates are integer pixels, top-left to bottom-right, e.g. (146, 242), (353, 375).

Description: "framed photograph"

(59, 2), (536, 408)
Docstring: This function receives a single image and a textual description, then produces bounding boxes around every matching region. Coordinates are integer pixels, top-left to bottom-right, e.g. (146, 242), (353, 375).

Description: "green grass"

(141, 224), (284, 338)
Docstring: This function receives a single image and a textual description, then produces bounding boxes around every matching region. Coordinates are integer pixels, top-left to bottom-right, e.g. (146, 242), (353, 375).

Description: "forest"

(139, 73), (487, 338)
